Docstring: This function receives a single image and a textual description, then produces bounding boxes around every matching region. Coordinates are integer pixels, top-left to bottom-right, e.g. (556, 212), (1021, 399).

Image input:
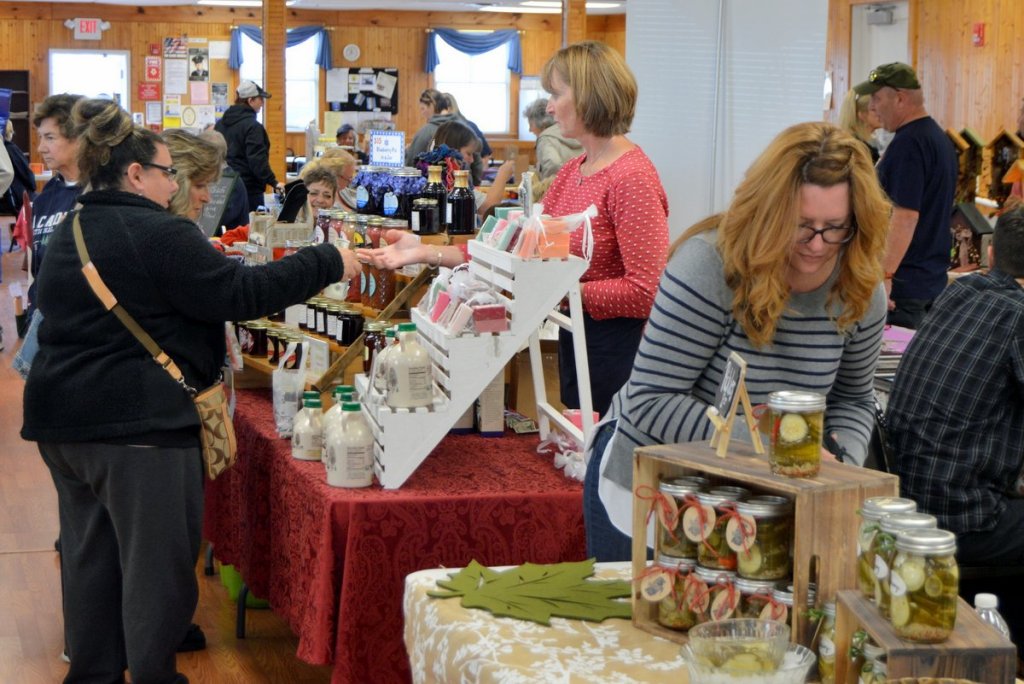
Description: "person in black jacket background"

(22, 98), (359, 684)
(214, 80), (283, 215)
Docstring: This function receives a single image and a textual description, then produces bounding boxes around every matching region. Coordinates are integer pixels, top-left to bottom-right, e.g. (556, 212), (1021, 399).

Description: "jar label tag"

(726, 513), (758, 552)
(640, 569), (672, 602)
(683, 504), (715, 542)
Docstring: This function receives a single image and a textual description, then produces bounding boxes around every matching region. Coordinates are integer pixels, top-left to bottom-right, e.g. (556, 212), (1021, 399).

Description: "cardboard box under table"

(631, 440), (899, 648)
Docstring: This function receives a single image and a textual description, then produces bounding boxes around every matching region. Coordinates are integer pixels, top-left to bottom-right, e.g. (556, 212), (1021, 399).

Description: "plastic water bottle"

(974, 593), (1011, 640)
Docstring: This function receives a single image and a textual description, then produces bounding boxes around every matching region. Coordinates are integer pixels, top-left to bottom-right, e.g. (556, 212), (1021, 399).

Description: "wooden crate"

(631, 440), (899, 647)
(833, 590), (1015, 684)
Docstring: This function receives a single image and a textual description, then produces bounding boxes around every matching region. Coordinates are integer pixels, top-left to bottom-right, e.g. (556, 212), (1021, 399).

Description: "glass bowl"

(681, 643), (815, 684)
(686, 619), (791, 673)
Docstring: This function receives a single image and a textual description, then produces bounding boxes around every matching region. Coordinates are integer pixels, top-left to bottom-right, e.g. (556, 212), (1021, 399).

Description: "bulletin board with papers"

(326, 67), (399, 114)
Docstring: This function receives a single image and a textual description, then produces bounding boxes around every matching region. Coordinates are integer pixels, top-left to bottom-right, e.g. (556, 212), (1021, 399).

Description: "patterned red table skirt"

(203, 389), (586, 684)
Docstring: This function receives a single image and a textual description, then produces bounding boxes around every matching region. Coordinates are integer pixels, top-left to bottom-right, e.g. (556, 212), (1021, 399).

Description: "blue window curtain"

(425, 28), (522, 75)
(229, 25), (332, 70)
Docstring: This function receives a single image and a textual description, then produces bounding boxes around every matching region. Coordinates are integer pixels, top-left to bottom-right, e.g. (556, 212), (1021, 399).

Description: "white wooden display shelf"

(355, 241), (590, 489)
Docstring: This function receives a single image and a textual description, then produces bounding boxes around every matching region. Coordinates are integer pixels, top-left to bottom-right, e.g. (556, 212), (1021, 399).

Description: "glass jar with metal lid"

(411, 197), (441, 235)
(818, 600), (837, 684)
(281, 331), (305, 370)
(362, 321), (390, 373)
(890, 528), (958, 642)
(337, 305), (365, 346)
(265, 327), (282, 364)
(734, 576), (784, 621)
(340, 211), (359, 243)
(315, 299), (331, 335)
(695, 486), (750, 571)
(767, 390), (827, 477)
(388, 167), (427, 220)
(734, 495), (794, 580)
(650, 555), (699, 631)
(857, 496), (916, 599)
(353, 165), (393, 216)
(236, 321), (253, 353)
(656, 476), (708, 560)
(303, 298), (319, 331)
(248, 320), (269, 357)
(874, 511), (937, 617)
(692, 565), (739, 623)
(769, 581), (816, 628)
(858, 641), (886, 684)
(325, 303), (343, 340)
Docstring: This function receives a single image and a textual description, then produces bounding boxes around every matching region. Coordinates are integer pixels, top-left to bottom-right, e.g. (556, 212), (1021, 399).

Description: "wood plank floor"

(0, 225), (331, 683)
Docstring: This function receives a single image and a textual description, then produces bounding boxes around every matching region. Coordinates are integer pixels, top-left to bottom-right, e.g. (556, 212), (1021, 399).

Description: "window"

(518, 76), (546, 141)
(239, 33), (320, 132)
(50, 50), (130, 107)
(433, 39), (511, 135)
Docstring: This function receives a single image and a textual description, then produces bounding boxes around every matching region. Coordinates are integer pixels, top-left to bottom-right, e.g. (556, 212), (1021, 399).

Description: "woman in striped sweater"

(585, 121), (891, 561)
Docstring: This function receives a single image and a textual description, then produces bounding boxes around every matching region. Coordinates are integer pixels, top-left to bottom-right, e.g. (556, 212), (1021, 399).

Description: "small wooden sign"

(705, 352), (763, 457)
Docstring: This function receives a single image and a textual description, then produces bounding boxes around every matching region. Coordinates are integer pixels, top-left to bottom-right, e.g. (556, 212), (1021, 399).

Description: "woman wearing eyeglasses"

(21, 98), (360, 683)
(585, 121), (891, 561)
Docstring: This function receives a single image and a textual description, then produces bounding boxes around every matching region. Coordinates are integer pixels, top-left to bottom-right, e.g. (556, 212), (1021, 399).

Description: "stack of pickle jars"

(855, 496), (960, 643)
(642, 476), (797, 635)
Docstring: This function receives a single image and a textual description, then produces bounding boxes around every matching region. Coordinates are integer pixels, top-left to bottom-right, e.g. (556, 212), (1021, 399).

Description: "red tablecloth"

(203, 389), (586, 684)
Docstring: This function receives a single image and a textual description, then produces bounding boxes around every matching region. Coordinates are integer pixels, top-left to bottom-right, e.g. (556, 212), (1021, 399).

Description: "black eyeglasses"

(795, 222), (856, 245)
(143, 162), (178, 179)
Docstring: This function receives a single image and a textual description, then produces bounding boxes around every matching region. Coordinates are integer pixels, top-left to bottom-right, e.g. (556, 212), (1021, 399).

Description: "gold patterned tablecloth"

(403, 562), (688, 684)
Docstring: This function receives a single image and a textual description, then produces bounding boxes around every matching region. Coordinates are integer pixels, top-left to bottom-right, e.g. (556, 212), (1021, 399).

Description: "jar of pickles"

(734, 576), (785, 622)
(649, 555), (699, 631)
(874, 511), (937, 618)
(818, 600), (836, 684)
(733, 495), (793, 580)
(692, 566), (739, 623)
(857, 497), (916, 600)
(694, 486), (749, 571)
(767, 390), (827, 477)
(858, 641), (886, 684)
(656, 476), (708, 560)
(889, 528), (958, 643)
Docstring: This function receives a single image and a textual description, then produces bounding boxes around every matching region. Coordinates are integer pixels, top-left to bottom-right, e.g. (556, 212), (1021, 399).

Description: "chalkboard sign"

(197, 169), (239, 237)
(705, 351), (762, 457)
(713, 352), (746, 421)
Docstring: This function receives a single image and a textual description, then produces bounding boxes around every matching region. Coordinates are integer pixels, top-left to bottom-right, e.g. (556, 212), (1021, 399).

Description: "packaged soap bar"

(472, 304), (509, 333)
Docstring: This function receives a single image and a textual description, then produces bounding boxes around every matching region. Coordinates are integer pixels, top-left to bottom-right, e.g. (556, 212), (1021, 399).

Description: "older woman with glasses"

(585, 121), (891, 561)
(21, 98), (360, 683)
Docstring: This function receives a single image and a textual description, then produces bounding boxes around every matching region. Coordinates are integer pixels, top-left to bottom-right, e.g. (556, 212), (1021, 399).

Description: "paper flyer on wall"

(164, 59), (188, 95)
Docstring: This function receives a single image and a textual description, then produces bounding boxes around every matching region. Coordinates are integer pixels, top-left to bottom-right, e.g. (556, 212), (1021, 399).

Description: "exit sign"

(74, 18), (104, 40)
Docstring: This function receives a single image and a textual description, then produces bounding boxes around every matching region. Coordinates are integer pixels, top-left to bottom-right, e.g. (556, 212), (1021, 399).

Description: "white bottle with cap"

(324, 402), (374, 488)
(386, 322), (433, 408)
(974, 593), (1011, 640)
(291, 394), (323, 461)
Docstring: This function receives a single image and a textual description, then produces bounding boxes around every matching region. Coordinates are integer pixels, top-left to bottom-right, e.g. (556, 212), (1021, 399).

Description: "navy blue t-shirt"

(28, 175), (84, 312)
(876, 116), (957, 301)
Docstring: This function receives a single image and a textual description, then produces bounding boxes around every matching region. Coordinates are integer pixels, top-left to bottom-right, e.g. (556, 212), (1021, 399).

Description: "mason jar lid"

(659, 477), (705, 497)
(895, 528), (957, 555)
(367, 216), (385, 226)
(771, 584), (794, 605)
(862, 642), (885, 660)
(364, 321), (387, 332)
(393, 167), (424, 177)
(736, 494), (792, 518)
(861, 496), (917, 522)
(694, 566), (736, 584)
(822, 600), (836, 617)
(359, 165), (392, 174)
(355, 215), (369, 224)
(326, 304), (343, 312)
(382, 219), (409, 229)
(657, 555), (696, 572)
(734, 576), (777, 594)
(768, 390), (826, 412)
(248, 320), (269, 330)
(880, 511), (938, 535)
(697, 486), (750, 508)
(413, 197), (438, 207)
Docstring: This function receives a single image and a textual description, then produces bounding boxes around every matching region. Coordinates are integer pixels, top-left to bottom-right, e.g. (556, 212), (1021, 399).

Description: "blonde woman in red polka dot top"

(358, 42), (668, 415)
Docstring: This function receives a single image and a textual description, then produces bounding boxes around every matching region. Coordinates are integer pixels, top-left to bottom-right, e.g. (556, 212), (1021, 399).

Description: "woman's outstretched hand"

(355, 229), (427, 270)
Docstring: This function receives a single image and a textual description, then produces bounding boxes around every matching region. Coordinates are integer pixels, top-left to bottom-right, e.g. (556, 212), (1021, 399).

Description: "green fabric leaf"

(428, 559), (632, 625)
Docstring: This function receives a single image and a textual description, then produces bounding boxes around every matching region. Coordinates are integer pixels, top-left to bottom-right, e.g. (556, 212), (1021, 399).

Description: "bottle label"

(356, 186), (369, 209)
(446, 201), (453, 225)
(819, 635), (835, 659)
(306, 308), (316, 329)
(383, 192), (398, 216)
(411, 212), (421, 233)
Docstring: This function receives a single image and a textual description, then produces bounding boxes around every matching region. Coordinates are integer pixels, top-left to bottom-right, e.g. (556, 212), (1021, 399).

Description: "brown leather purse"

(72, 214), (237, 479)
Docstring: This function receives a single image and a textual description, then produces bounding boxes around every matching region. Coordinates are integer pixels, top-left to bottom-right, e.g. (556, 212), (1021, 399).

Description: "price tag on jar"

(682, 504), (716, 542)
(656, 494), (679, 533)
(710, 587), (739, 621)
(640, 570), (673, 602)
(760, 602), (788, 623)
(725, 513), (758, 552)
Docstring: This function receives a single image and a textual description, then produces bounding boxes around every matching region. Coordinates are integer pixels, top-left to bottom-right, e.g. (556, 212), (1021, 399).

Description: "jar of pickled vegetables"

(733, 495), (793, 580)
(735, 576), (786, 622)
(769, 581), (816, 629)
(874, 511), (937, 618)
(656, 476), (708, 560)
(889, 528), (958, 643)
(767, 390), (827, 477)
(692, 566), (739, 624)
(857, 496), (917, 600)
(650, 555), (699, 631)
(818, 600), (836, 684)
(694, 486), (750, 571)
(858, 641), (886, 684)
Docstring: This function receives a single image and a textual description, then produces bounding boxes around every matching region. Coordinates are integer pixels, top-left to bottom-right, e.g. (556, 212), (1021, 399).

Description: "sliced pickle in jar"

(890, 594), (911, 627)
(924, 575), (943, 597)
(778, 413), (809, 442)
(898, 559), (926, 592)
(737, 547), (763, 575)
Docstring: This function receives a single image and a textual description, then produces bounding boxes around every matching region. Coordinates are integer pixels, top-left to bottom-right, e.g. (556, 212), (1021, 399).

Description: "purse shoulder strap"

(72, 213), (197, 396)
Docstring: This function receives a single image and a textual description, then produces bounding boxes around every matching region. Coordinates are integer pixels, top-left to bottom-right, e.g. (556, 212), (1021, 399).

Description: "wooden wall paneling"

(263, 0), (287, 184)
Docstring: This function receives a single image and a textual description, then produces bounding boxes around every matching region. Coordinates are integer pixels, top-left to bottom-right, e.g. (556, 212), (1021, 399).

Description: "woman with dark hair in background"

(405, 88), (456, 166)
(21, 98), (359, 683)
(426, 119), (513, 218)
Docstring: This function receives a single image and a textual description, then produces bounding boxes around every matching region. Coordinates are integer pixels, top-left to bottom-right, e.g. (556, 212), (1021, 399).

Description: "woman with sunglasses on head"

(585, 121), (891, 562)
(21, 98), (360, 684)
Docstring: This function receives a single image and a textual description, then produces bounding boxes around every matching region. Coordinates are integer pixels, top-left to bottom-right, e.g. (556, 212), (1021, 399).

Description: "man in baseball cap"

(855, 61), (957, 329)
(216, 81), (281, 214)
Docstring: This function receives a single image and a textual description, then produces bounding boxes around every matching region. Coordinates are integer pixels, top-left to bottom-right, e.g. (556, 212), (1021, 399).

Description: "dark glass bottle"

(447, 170), (476, 235)
(421, 165), (449, 232)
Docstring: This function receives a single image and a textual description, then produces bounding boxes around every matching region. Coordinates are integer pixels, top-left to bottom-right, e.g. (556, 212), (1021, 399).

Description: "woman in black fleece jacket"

(21, 98), (359, 684)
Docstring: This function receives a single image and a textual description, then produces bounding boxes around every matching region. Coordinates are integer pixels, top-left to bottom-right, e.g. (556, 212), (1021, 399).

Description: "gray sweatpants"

(39, 441), (203, 684)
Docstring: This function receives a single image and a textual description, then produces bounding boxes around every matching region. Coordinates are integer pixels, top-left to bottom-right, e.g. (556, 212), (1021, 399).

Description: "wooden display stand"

(947, 127), (986, 204)
(355, 240), (590, 489)
(984, 129), (1024, 206)
(833, 590), (1016, 684)
(630, 440), (899, 647)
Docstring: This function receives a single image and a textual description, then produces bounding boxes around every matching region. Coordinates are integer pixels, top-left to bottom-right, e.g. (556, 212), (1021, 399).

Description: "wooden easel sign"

(705, 352), (763, 457)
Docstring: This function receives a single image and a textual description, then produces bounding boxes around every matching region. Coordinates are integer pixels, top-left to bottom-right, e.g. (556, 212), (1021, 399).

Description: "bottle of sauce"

(386, 323), (433, 408)
(324, 402), (374, 488)
(422, 165), (448, 232)
(447, 169), (476, 235)
(291, 394), (323, 461)
(371, 326), (397, 394)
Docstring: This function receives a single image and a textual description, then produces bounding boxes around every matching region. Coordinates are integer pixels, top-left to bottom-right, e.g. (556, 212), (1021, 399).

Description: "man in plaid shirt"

(887, 208), (1024, 568)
